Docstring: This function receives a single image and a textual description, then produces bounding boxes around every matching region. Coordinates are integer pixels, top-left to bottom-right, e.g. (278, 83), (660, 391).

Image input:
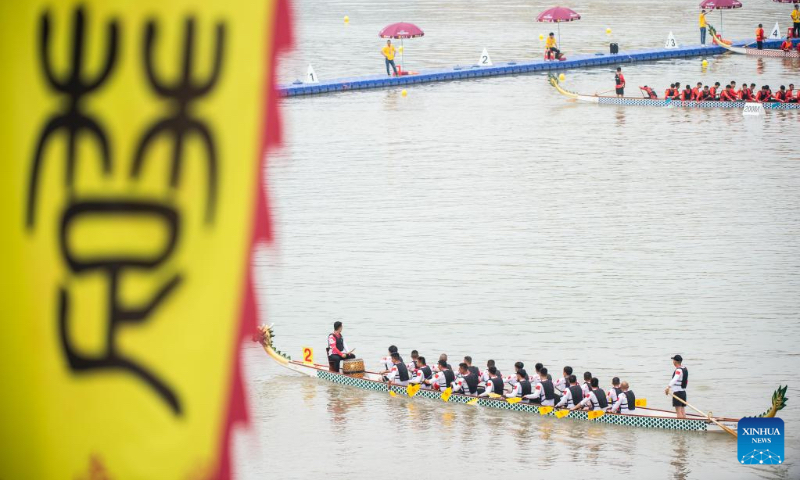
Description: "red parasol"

(700, 0), (742, 36)
(379, 22), (424, 70)
(536, 6), (581, 48)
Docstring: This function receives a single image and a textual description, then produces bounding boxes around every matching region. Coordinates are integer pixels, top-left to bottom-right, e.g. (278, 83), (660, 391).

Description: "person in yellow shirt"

(792, 5), (800, 39)
(545, 32), (562, 60)
(699, 10), (707, 45)
(382, 39), (398, 76)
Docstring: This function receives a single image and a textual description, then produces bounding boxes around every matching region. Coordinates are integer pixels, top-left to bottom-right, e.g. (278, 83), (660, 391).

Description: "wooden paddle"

(671, 394), (737, 438)
(594, 88), (615, 96)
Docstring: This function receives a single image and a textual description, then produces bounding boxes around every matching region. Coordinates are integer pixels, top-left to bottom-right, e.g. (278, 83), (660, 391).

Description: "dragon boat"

(548, 74), (800, 110)
(256, 325), (787, 434)
(709, 24), (800, 58)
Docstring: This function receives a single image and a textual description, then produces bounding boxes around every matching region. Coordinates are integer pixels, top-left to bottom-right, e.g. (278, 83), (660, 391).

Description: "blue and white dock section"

(279, 39), (788, 98)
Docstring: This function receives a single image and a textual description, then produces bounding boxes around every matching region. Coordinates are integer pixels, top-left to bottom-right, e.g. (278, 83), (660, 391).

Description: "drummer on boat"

(665, 354), (688, 419)
(327, 321), (356, 372)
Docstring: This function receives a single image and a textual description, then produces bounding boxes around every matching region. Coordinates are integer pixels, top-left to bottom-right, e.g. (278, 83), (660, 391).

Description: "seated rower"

(327, 321), (356, 373)
(554, 366), (572, 396)
(691, 82), (703, 100)
(775, 85), (788, 103)
(435, 353), (453, 372)
(756, 85), (772, 103)
(506, 370), (532, 399)
(479, 366), (505, 397)
(572, 377), (609, 411)
(386, 352), (410, 386)
(481, 359), (497, 382)
(787, 84), (797, 103)
(554, 375), (583, 409)
(407, 350), (420, 372)
(410, 356), (433, 386)
(506, 361), (526, 386)
(782, 38), (793, 52)
(581, 371), (592, 395)
(425, 360), (455, 390)
(610, 381), (637, 414)
(452, 363), (480, 395)
(664, 83), (677, 99)
(720, 84), (737, 102)
(380, 345), (399, 374)
(745, 83), (758, 101)
(530, 367), (557, 406)
(533, 363), (552, 386)
(697, 85), (711, 101)
(608, 377), (622, 405)
(680, 84), (694, 101)
(639, 85), (658, 99)
(464, 356), (480, 379)
(709, 82), (720, 100)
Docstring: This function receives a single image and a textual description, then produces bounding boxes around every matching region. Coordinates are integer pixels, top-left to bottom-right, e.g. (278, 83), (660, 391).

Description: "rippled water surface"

(236, 1), (800, 478)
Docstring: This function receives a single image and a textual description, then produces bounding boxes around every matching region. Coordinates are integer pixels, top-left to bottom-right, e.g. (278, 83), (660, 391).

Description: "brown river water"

(235, 1), (800, 478)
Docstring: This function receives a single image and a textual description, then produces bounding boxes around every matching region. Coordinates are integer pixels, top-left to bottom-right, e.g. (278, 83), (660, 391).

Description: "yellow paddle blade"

(487, 393), (501, 399)
(635, 398), (647, 407)
(554, 410), (571, 419)
(389, 390), (397, 397)
(539, 406), (554, 415)
(587, 410), (605, 420)
(466, 398), (480, 406)
(441, 387), (452, 402)
(506, 397), (522, 404)
(407, 385), (418, 397)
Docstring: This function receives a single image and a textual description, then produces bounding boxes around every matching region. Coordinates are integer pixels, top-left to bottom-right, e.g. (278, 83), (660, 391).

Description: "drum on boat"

(343, 358), (365, 374)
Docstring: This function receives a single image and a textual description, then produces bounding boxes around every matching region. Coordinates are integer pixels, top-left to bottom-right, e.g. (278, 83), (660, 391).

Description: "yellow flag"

(635, 398), (648, 407)
(555, 409), (571, 418)
(506, 397), (522, 404)
(0, 1), (291, 478)
(588, 410), (605, 420)
(539, 406), (554, 415)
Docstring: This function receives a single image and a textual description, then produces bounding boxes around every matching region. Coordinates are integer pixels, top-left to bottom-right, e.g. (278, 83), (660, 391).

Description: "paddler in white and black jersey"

(406, 350), (420, 372)
(608, 377), (622, 404)
(464, 356), (480, 379)
(506, 362), (530, 387)
(434, 353), (453, 372)
(386, 352), (410, 386)
(530, 367), (557, 406)
(479, 366), (504, 397)
(533, 363), (552, 387)
(452, 363), (480, 395)
(554, 366), (573, 396)
(506, 370), (533, 399)
(326, 321), (355, 373)
(581, 371), (592, 396)
(555, 375), (583, 409)
(573, 377), (609, 411)
(480, 359), (498, 382)
(610, 381), (636, 414)
(426, 360), (455, 390)
(665, 354), (688, 418)
(410, 356), (433, 386)
(379, 345), (399, 374)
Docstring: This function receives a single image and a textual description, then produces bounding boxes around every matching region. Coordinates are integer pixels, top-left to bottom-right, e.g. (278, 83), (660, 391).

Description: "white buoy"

(769, 22), (781, 40)
(742, 103), (765, 117)
(479, 47), (493, 66)
(665, 32), (678, 49)
(306, 64), (319, 84)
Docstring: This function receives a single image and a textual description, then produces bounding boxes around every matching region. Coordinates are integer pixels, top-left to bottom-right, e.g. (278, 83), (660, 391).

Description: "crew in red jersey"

(639, 85), (658, 99)
(664, 83), (678, 99)
(696, 85), (712, 101)
(691, 82), (703, 100)
(755, 85), (772, 102)
(787, 84), (797, 103)
(781, 38), (793, 52)
(709, 82), (720, 100)
(327, 321), (356, 372)
(774, 85), (788, 103)
(719, 84), (737, 102)
(680, 84), (694, 101)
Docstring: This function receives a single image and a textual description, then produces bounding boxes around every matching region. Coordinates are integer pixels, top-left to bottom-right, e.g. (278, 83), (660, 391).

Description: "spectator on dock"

(699, 10), (708, 45)
(382, 39), (398, 76)
(546, 32), (562, 60)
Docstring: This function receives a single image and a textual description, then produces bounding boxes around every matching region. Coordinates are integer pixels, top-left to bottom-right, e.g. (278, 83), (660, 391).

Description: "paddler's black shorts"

(616, 87), (624, 95)
(672, 390), (687, 407)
